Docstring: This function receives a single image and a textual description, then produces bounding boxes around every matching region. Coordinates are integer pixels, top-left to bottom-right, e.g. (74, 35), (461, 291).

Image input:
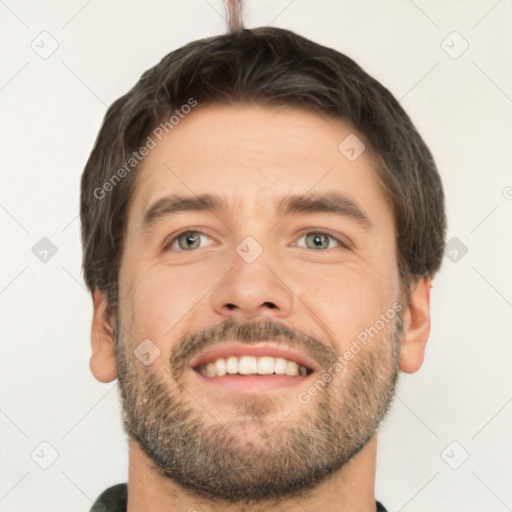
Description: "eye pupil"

(306, 233), (329, 250)
(179, 232), (200, 250)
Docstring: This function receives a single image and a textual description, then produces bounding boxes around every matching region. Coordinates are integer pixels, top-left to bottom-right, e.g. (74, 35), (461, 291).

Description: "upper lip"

(189, 342), (318, 372)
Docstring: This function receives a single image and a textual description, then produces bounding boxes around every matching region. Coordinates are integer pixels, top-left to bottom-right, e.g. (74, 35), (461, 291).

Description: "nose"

(209, 249), (294, 322)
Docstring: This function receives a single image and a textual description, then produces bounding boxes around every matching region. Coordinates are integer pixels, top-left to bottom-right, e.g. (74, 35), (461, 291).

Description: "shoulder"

(90, 483), (128, 512)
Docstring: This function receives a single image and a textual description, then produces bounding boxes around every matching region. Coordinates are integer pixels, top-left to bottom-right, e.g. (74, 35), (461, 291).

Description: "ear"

(90, 289), (118, 383)
(399, 276), (432, 374)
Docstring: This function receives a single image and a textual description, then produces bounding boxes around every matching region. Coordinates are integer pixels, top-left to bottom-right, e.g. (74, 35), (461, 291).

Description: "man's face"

(114, 104), (404, 502)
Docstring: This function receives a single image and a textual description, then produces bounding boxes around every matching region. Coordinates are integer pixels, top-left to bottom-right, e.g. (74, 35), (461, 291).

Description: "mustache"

(170, 318), (337, 376)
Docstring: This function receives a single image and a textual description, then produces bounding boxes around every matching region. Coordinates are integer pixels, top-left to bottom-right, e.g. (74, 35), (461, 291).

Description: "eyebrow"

(142, 192), (374, 233)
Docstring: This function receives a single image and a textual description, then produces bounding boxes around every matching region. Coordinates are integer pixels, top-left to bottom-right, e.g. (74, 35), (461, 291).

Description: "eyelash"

(163, 229), (350, 252)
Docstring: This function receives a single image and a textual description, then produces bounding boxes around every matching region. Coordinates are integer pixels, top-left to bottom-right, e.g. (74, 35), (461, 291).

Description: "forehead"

(127, 104), (393, 231)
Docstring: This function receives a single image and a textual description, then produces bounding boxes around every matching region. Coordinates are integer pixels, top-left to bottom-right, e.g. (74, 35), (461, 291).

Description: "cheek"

(125, 259), (229, 340)
(291, 262), (397, 350)
(122, 267), (202, 349)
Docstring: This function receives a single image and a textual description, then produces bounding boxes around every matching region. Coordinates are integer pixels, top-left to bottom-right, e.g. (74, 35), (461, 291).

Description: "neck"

(126, 435), (379, 512)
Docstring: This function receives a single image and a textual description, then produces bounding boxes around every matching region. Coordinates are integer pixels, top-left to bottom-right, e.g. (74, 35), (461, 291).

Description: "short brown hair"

(80, 27), (446, 322)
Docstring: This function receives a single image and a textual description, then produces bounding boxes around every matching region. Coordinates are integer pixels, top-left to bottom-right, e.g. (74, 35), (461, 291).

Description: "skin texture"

(89, 104), (432, 512)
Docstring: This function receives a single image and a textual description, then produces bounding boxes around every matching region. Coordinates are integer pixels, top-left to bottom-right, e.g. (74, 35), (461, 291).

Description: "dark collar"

(90, 483), (388, 512)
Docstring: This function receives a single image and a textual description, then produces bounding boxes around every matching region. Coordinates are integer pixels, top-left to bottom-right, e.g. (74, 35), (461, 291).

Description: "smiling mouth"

(188, 343), (317, 392)
(194, 355), (313, 378)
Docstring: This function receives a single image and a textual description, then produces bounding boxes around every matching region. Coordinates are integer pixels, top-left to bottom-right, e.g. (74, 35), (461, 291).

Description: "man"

(81, 26), (446, 512)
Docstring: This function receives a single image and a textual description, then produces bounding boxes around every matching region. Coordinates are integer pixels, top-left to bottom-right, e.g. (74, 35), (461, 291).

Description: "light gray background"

(1, 0), (511, 511)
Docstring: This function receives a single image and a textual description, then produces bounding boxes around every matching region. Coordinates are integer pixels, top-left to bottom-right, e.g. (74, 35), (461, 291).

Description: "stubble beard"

(114, 316), (402, 504)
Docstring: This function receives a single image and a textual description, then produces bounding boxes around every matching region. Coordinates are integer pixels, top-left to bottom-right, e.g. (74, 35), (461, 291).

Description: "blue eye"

(164, 229), (350, 252)
(294, 232), (347, 250)
(164, 230), (213, 251)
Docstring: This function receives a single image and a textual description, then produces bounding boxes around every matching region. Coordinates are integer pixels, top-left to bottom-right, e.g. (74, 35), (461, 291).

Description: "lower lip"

(193, 371), (311, 392)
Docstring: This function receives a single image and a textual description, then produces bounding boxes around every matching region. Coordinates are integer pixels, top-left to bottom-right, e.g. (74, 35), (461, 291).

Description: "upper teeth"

(198, 356), (309, 377)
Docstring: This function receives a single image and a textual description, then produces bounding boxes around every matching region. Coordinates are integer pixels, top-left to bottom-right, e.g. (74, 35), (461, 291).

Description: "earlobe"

(399, 277), (432, 374)
(90, 289), (118, 383)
